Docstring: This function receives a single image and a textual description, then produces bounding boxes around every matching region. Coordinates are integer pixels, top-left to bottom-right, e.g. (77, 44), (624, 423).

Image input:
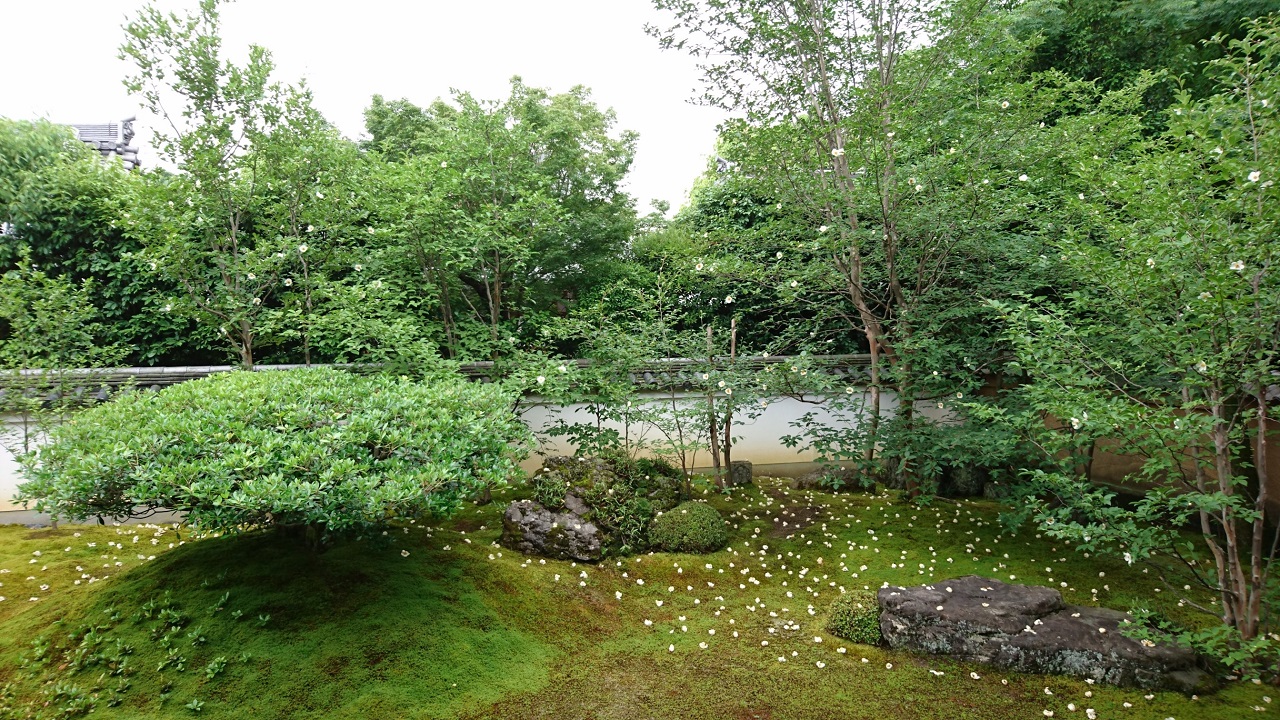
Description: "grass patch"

(0, 480), (1267, 719)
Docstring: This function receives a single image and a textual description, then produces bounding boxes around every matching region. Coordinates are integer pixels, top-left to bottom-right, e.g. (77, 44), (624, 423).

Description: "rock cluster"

(878, 576), (1210, 692)
(500, 500), (602, 562)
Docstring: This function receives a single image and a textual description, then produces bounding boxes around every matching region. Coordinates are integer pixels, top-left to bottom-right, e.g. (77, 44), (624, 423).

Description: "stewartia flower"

(440, 161), (448, 168)
(1070, 417), (1082, 430)
(1248, 170), (1262, 182)
(1018, 174), (1030, 182)
(696, 262), (704, 271)
(831, 148), (845, 157)
(298, 243), (309, 253)
(1146, 258), (1155, 268)
(401, 550), (409, 557)
(283, 278), (293, 287)
(915, 184), (924, 192)
(247, 273), (256, 280)
(776, 251), (783, 259)
(724, 388), (733, 395)
(251, 297), (261, 305)
(724, 295), (734, 304)
(1001, 101), (1010, 109)
(315, 191), (324, 199)
(1231, 260), (1246, 272)
(819, 225), (829, 233)
(1198, 291), (1211, 300)
(1196, 361), (1208, 373)
(354, 264), (364, 271)
(536, 376), (546, 385)
(790, 280), (799, 288)
(306, 226), (314, 233)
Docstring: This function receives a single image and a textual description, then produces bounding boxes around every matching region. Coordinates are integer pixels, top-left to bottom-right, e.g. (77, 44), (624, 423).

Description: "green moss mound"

(826, 589), (883, 645)
(647, 501), (727, 553)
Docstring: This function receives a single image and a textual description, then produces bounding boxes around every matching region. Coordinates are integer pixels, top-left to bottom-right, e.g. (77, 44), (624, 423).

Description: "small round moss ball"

(647, 501), (728, 553)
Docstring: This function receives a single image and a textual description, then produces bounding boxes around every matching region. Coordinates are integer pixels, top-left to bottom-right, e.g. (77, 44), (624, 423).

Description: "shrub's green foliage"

(826, 589), (883, 646)
(16, 368), (532, 539)
(647, 501), (727, 554)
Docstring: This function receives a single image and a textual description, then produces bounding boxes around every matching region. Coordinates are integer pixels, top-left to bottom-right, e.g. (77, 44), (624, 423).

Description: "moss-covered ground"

(0, 478), (1268, 719)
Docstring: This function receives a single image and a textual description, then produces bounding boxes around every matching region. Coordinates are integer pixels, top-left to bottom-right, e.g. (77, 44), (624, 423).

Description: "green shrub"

(17, 368), (532, 542)
(825, 590), (883, 645)
(647, 501), (727, 553)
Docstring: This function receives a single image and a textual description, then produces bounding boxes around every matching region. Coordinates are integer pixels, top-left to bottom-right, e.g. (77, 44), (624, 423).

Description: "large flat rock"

(878, 576), (1209, 692)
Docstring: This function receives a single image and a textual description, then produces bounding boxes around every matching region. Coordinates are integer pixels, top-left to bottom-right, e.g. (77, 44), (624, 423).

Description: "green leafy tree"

(990, 18), (1280, 670)
(650, 0), (1070, 491)
(120, 0), (353, 368)
(0, 259), (128, 455)
(366, 79), (637, 359)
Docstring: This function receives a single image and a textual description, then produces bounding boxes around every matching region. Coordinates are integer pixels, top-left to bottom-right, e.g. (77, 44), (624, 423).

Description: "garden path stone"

(878, 575), (1210, 692)
(500, 499), (602, 562)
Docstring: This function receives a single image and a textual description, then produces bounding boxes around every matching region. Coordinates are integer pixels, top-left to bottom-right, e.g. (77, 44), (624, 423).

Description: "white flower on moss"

(1018, 174), (1030, 182)
(819, 225), (829, 233)
(724, 388), (733, 395)
(401, 549), (410, 557)
(790, 280), (799, 288)
(440, 161), (448, 168)
(315, 191), (324, 199)
(915, 184), (924, 192)
(1001, 101), (1010, 109)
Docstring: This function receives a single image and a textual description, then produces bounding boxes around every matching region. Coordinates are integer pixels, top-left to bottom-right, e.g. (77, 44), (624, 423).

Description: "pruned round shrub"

(647, 501), (727, 553)
(826, 589), (883, 645)
(17, 368), (532, 540)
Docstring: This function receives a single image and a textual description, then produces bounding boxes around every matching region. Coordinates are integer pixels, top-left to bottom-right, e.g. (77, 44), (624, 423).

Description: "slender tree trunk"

(706, 325), (722, 486)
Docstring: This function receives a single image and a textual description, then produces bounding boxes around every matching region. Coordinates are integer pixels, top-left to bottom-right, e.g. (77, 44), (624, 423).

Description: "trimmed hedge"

(17, 368), (532, 539)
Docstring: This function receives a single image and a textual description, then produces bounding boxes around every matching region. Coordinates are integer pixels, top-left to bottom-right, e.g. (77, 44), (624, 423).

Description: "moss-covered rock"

(647, 502), (728, 554)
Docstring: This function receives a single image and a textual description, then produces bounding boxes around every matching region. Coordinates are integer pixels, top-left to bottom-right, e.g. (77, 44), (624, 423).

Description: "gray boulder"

(500, 500), (602, 562)
(878, 576), (1209, 692)
(790, 466), (862, 491)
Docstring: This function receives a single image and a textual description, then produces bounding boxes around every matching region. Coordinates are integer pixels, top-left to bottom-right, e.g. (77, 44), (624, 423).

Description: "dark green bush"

(17, 368), (532, 540)
(647, 501), (727, 554)
(825, 590), (883, 645)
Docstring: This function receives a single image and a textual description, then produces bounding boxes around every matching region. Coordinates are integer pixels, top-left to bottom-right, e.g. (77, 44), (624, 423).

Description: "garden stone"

(790, 466), (860, 491)
(728, 460), (753, 486)
(939, 464), (988, 497)
(878, 576), (1209, 692)
(500, 500), (602, 562)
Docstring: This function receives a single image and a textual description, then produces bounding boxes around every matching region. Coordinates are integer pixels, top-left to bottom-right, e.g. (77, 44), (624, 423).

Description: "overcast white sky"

(2, 0), (727, 213)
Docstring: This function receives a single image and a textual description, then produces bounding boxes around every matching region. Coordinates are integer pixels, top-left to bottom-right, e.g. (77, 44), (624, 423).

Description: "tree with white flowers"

(990, 17), (1280, 672)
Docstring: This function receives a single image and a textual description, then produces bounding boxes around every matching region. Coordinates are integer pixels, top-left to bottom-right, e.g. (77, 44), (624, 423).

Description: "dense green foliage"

(15, 369), (532, 540)
(985, 16), (1280, 666)
(825, 589), (883, 646)
(647, 501), (727, 553)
